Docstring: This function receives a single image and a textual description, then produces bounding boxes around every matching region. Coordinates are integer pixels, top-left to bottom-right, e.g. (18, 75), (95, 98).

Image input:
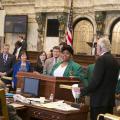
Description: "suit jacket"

(81, 52), (119, 107)
(0, 53), (16, 76)
(13, 46), (24, 59)
(43, 57), (62, 75)
(12, 61), (31, 89)
(50, 60), (84, 80)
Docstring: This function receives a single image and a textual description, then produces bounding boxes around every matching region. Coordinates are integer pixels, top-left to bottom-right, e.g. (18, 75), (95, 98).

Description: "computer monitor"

(23, 77), (40, 97)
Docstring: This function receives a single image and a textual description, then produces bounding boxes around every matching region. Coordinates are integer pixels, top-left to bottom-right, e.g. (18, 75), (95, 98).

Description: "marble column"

(0, 36), (4, 52)
(57, 14), (67, 43)
(35, 12), (46, 51)
(95, 11), (106, 37)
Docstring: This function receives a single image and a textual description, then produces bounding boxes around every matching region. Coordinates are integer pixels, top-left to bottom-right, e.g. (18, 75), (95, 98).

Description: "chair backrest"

(97, 113), (120, 120)
(0, 89), (9, 120)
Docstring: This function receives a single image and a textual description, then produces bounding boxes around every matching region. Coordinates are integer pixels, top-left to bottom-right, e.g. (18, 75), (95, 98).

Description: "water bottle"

(49, 93), (54, 102)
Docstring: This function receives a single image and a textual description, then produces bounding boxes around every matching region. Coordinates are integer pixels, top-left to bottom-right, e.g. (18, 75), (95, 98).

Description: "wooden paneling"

(17, 72), (81, 102)
(27, 51), (120, 67)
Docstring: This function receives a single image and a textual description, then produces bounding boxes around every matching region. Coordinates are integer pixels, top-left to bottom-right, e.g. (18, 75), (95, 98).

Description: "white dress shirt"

(53, 64), (67, 77)
(16, 47), (22, 59)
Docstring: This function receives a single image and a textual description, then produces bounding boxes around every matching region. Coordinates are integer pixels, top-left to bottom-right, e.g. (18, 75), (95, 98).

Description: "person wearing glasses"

(80, 37), (119, 120)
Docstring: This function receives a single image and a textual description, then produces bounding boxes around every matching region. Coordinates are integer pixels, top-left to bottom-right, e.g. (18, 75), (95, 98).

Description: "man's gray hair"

(97, 37), (111, 52)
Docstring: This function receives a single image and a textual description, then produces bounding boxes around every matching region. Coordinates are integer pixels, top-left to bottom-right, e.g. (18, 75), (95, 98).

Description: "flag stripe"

(67, 31), (72, 43)
(66, 0), (73, 46)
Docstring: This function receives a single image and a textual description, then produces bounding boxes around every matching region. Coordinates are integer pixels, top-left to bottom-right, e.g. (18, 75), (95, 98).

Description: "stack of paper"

(27, 97), (45, 103)
(41, 101), (79, 111)
(9, 103), (25, 108)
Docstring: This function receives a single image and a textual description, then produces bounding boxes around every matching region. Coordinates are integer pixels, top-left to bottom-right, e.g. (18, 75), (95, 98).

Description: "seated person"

(50, 45), (84, 80)
(34, 51), (47, 74)
(12, 51), (31, 89)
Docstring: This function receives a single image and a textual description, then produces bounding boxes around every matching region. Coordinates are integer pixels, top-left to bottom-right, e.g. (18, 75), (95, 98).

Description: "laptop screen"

(23, 78), (40, 97)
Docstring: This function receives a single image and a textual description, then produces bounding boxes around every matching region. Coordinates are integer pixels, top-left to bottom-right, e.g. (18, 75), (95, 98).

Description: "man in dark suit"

(13, 41), (22, 59)
(80, 37), (119, 120)
(0, 44), (16, 77)
(19, 36), (27, 51)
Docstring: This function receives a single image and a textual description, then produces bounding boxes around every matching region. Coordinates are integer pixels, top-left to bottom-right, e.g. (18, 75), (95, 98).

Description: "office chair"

(97, 113), (120, 120)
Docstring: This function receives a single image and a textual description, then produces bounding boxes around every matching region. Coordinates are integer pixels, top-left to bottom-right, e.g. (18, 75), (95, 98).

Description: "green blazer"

(50, 60), (84, 81)
(84, 64), (95, 87)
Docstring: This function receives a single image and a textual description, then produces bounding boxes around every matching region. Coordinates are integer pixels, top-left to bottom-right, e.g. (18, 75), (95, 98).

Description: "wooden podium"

(17, 72), (82, 102)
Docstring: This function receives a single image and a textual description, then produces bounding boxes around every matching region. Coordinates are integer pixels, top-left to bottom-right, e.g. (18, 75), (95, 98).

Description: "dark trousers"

(90, 106), (113, 120)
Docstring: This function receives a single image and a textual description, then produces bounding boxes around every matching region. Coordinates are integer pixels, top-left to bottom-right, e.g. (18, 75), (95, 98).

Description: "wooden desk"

(17, 72), (81, 102)
(15, 103), (89, 120)
(26, 104), (89, 120)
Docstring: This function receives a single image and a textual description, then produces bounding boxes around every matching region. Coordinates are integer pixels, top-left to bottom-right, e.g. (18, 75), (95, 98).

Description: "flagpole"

(70, 0), (73, 23)
(70, 0), (73, 45)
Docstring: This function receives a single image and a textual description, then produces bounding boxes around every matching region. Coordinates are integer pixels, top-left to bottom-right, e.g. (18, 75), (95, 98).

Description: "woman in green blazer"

(50, 45), (84, 81)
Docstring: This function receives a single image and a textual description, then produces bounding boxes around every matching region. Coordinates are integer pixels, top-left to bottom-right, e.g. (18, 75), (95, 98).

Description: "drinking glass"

(72, 87), (80, 103)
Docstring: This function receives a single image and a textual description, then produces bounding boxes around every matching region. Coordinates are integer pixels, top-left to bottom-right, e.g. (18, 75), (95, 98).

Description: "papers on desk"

(9, 103), (25, 108)
(41, 101), (79, 111)
(12, 95), (79, 111)
(59, 84), (72, 90)
(27, 97), (46, 104)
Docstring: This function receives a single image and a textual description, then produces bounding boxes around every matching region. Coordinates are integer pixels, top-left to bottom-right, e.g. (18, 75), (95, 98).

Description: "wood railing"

(27, 51), (120, 67)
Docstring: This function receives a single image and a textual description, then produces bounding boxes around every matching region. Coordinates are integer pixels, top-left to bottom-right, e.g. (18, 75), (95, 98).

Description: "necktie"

(3, 54), (7, 64)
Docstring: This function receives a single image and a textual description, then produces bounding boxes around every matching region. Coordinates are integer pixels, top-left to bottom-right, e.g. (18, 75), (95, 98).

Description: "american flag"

(66, 0), (73, 46)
